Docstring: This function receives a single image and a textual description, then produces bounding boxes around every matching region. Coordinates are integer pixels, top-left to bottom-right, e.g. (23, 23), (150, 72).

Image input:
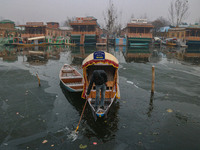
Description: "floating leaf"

(167, 109), (173, 113)
(51, 144), (54, 147)
(79, 144), (87, 149)
(153, 132), (159, 135)
(138, 132), (142, 135)
(42, 140), (48, 144)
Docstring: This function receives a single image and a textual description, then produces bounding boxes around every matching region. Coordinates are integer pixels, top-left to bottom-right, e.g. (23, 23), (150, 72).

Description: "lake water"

(0, 45), (200, 150)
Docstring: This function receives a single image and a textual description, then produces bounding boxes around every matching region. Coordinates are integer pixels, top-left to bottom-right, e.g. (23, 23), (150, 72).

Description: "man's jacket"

(86, 70), (107, 95)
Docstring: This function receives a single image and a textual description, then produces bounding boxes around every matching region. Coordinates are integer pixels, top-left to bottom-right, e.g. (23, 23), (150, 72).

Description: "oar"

(75, 96), (88, 133)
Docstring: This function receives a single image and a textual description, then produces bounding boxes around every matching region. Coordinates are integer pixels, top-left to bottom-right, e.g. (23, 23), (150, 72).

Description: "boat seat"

(62, 69), (74, 73)
(68, 83), (84, 87)
(61, 75), (82, 79)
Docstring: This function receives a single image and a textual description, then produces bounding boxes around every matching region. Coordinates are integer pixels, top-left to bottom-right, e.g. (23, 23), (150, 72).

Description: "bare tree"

(151, 17), (170, 36)
(168, 0), (189, 27)
(103, 0), (118, 36)
(63, 17), (76, 27)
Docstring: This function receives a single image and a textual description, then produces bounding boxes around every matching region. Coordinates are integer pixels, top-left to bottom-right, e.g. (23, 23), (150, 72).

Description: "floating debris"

(153, 132), (159, 135)
(42, 140), (48, 144)
(93, 142), (97, 145)
(122, 101), (126, 104)
(167, 109), (173, 113)
(79, 144), (87, 149)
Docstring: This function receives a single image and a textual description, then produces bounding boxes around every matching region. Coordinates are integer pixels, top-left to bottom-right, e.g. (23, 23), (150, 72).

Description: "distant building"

(185, 25), (200, 45)
(167, 27), (186, 40)
(125, 19), (154, 47)
(157, 26), (171, 38)
(69, 16), (103, 45)
(0, 20), (18, 38)
(19, 22), (70, 38)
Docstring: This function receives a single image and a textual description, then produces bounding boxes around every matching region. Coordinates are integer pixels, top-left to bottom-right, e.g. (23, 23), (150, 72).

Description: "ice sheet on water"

(127, 80), (139, 88)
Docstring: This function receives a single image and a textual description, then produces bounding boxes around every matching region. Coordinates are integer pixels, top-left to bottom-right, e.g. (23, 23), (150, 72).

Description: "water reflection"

(0, 46), (18, 62)
(1, 45), (200, 66)
(71, 46), (96, 65)
(124, 47), (151, 63)
(183, 46), (200, 64)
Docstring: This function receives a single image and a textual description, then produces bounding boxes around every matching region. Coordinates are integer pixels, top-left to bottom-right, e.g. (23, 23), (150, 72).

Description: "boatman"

(86, 70), (108, 110)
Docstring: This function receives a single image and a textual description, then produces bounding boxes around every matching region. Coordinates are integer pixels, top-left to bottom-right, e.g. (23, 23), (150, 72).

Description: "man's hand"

(85, 94), (89, 98)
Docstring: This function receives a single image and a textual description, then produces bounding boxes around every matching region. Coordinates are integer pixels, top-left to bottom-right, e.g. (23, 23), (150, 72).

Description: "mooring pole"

(151, 65), (155, 94)
(36, 74), (41, 87)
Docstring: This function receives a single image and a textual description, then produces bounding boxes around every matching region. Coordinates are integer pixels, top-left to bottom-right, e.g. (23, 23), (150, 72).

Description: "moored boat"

(81, 51), (120, 119)
(59, 64), (84, 92)
(163, 38), (178, 47)
(12, 36), (48, 47)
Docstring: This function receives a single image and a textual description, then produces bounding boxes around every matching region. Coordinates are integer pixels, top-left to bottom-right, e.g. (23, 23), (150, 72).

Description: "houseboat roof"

(70, 16), (98, 26)
(82, 51), (119, 69)
(18, 25), (46, 27)
(70, 21), (97, 26)
(186, 25), (200, 30)
(168, 27), (186, 31)
(159, 26), (171, 32)
(127, 23), (154, 28)
(19, 22), (46, 27)
(0, 20), (15, 24)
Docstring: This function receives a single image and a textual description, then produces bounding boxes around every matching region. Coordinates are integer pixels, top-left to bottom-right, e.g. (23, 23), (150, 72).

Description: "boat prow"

(88, 94), (116, 119)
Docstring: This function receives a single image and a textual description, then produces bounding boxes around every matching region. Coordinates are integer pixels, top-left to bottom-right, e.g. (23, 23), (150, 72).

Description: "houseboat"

(185, 25), (200, 46)
(125, 19), (154, 48)
(69, 17), (102, 46)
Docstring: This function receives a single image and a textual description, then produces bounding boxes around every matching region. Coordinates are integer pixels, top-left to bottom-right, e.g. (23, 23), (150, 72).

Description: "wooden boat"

(81, 51), (120, 119)
(163, 38), (178, 47)
(59, 64), (84, 92)
(12, 36), (48, 47)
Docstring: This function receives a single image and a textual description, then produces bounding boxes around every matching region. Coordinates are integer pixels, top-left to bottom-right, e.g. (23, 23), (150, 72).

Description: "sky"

(0, 0), (199, 27)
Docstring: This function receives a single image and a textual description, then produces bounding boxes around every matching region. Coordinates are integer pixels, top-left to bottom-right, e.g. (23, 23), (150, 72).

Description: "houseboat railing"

(127, 33), (152, 38)
(21, 34), (45, 38)
(71, 31), (97, 35)
(186, 36), (200, 41)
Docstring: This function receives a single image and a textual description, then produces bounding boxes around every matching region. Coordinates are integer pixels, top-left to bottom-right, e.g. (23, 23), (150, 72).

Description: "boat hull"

(59, 64), (84, 93)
